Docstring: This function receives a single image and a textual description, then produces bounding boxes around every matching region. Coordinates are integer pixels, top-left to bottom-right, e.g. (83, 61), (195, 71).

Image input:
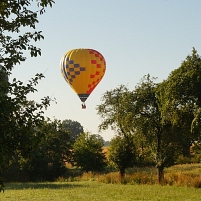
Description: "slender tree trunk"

(155, 127), (165, 184)
(119, 168), (125, 184)
(157, 166), (164, 185)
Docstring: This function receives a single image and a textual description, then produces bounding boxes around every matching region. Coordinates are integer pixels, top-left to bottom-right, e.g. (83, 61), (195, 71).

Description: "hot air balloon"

(60, 48), (106, 109)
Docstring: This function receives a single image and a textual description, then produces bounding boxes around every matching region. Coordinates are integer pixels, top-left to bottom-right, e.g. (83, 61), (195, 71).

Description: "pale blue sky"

(11, 1), (201, 140)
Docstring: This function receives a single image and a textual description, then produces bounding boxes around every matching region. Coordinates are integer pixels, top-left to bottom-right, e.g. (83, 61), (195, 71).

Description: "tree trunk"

(119, 168), (125, 184)
(157, 166), (164, 185)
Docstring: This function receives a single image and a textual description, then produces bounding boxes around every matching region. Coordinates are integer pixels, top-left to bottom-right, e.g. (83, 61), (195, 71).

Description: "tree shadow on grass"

(5, 182), (85, 190)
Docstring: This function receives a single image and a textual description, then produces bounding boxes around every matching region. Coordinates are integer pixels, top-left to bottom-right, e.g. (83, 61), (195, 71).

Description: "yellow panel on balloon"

(60, 48), (106, 102)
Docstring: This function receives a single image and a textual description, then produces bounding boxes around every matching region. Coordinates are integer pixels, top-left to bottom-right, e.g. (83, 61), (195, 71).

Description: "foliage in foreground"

(1, 0), (55, 172)
(20, 119), (73, 181)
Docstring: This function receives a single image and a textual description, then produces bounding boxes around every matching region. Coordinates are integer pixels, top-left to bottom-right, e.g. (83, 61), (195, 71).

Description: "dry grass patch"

(164, 163), (201, 188)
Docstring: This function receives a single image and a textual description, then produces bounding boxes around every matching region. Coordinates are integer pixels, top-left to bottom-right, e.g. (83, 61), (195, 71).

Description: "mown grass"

(1, 181), (201, 201)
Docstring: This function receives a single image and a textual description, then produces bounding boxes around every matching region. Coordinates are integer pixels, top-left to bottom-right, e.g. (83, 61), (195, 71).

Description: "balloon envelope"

(60, 48), (106, 103)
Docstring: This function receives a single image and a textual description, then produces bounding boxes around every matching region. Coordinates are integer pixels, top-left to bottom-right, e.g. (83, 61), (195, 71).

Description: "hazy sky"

(11, 1), (201, 141)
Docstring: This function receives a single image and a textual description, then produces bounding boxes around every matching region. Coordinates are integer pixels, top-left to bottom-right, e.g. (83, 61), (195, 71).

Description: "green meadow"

(1, 164), (201, 201)
(1, 181), (201, 201)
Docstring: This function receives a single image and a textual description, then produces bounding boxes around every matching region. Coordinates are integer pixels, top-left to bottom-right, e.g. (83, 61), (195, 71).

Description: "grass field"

(1, 164), (201, 200)
(1, 181), (201, 201)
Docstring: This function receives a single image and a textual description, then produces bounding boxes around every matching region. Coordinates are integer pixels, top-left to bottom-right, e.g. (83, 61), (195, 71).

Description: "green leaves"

(73, 132), (107, 172)
(0, 0), (54, 71)
(162, 48), (201, 110)
(109, 135), (136, 169)
(62, 119), (84, 142)
(97, 85), (131, 133)
(158, 48), (201, 156)
(0, 73), (53, 171)
(0, 0), (55, 172)
(20, 118), (72, 181)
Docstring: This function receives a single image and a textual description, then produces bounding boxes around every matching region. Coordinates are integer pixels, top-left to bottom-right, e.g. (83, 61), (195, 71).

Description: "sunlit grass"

(1, 163), (201, 200)
(1, 181), (201, 201)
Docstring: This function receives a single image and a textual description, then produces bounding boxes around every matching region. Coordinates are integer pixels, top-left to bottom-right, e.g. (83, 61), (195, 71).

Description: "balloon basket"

(82, 103), (86, 109)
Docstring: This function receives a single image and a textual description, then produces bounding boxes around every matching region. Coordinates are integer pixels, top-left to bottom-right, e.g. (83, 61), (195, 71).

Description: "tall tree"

(62, 119), (84, 142)
(96, 86), (137, 182)
(109, 134), (136, 183)
(131, 75), (180, 183)
(0, 74), (51, 170)
(97, 85), (134, 135)
(159, 48), (201, 156)
(97, 75), (181, 184)
(73, 132), (107, 173)
(0, 0), (55, 171)
(21, 119), (72, 181)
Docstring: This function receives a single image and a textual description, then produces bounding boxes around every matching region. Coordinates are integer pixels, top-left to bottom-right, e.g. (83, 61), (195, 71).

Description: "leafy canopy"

(0, 0), (55, 170)
(0, 0), (55, 72)
(73, 132), (107, 172)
